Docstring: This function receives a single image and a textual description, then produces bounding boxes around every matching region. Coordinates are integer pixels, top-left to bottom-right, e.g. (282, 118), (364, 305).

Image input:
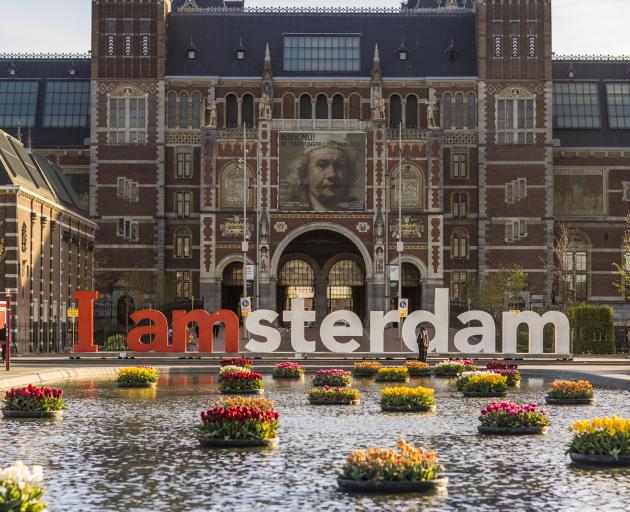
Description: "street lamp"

(4, 288), (11, 371)
(397, 122), (404, 343)
(241, 124), (249, 338)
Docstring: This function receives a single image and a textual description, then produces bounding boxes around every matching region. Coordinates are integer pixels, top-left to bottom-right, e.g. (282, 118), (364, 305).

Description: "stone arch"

(321, 252), (366, 278)
(270, 222), (374, 282)
(389, 254), (428, 280)
(215, 253), (255, 282)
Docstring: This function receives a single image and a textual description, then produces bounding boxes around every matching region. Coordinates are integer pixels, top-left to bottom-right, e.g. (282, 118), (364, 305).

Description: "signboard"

(389, 265), (399, 282)
(399, 298), (408, 319)
(278, 132), (366, 211)
(240, 297), (252, 318)
(67, 308), (79, 318)
(246, 264), (256, 281)
(0, 301), (6, 328)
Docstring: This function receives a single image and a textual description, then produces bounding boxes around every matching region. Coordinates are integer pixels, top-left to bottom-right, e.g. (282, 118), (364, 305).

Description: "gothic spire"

(371, 44), (382, 81)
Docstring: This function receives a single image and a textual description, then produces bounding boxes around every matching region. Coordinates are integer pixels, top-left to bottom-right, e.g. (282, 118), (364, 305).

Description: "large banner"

(278, 132), (366, 212)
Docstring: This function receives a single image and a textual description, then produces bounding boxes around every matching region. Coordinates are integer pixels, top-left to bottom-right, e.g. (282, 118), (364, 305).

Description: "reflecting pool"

(1, 375), (629, 511)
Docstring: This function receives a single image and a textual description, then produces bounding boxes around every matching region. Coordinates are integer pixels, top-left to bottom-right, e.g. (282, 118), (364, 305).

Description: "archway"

(278, 258), (316, 312)
(221, 262), (243, 315)
(401, 263), (422, 313)
(326, 259), (364, 318)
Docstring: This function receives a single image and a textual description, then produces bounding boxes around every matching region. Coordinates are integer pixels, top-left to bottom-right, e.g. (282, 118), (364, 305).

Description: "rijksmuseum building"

(1, 0), (630, 336)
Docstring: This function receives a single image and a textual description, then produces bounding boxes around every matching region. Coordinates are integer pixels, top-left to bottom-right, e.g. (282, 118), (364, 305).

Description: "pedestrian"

(421, 326), (430, 363)
(415, 325), (424, 361)
(167, 327), (173, 344)
(213, 322), (220, 338)
(0, 325), (5, 363)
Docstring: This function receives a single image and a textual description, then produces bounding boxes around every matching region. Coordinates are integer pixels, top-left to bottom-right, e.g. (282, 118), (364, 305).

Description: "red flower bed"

(486, 360), (519, 370)
(219, 371), (264, 392)
(220, 357), (252, 369)
(200, 397), (280, 440)
(3, 384), (65, 412)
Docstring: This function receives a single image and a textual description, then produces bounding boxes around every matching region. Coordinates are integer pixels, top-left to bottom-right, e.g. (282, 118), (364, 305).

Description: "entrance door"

(401, 263), (422, 312)
(327, 259), (364, 318)
(221, 262), (243, 315)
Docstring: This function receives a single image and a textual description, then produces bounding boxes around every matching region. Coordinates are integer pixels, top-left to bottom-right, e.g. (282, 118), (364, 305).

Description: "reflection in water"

(0, 376), (628, 511)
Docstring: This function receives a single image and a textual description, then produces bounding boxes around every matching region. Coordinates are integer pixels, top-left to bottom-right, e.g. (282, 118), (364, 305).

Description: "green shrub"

(568, 304), (616, 354)
(105, 333), (128, 351)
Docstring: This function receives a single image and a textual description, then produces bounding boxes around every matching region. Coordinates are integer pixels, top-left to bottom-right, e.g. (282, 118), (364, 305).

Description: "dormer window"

(8, 64), (16, 77)
(445, 39), (459, 63)
(396, 39), (409, 62)
(187, 48), (198, 60)
(68, 67), (76, 76)
(234, 38), (248, 61)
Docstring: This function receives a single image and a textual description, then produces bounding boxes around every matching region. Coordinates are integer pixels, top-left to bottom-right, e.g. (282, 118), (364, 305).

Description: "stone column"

(201, 280), (221, 312)
(315, 277), (328, 325)
(258, 280), (276, 311)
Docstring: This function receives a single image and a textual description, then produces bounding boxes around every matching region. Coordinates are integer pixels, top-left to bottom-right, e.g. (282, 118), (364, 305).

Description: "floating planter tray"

(478, 426), (549, 435)
(569, 453), (630, 467)
(118, 382), (157, 388)
(199, 437), (279, 448)
(309, 400), (360, 406)
(2, 410), (64, 419)
(220, 389), (264, 395)
(463, 391), (508, 398)
(381, 405), (436, 413)
(337, 476), (448, 493)
(545, 397), (594, 405)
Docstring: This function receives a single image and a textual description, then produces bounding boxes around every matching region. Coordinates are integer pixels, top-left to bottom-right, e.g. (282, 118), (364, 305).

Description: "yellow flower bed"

(570, 417), (630, 435)
(116, 366), (158, 386)
(375, 367), (409, 382)
(405, 361), (431, 376)
(353, 361), (383, 377)
(460, 373), (507, 395)
(547, 380), (593, 400)
(381, 386), (435, 408)
(568, 416), (630, 457)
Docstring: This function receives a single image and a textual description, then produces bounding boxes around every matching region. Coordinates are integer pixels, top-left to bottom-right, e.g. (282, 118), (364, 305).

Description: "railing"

(216, 128), (259, 139)
(552, 54), (630, 61)
(0, 52), (91, 60)
(177, 5), (474, 15)
(271, 119), (368, 131)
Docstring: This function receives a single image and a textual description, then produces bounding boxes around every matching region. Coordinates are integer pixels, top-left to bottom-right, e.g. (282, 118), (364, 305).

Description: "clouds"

(0, 0), (629, 55)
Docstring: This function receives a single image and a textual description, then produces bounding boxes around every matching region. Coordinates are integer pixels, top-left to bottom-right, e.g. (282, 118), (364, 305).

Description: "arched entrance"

(401, 263), (422, 313)
(221, 262), (243, 315)
(274, 229), (369, 322)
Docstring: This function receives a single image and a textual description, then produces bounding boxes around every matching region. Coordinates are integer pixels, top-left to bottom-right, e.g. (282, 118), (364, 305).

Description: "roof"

(552, 59), (630, 148)
(165, 10), (478, 78)
(0, 128), (88, 216)
(0, 56), (91, 149)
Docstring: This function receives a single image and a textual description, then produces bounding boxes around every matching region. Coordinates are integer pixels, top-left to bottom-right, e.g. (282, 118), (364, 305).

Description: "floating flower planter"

(116, 366), (158, 388)
(220, 357), (253, 370)
(485, 360), (521, 386)
(219, 370), (264, 394)
(567, 417), (630, 466)
(374, 367), (409, 383)
(380, 386), (436, 412)
(457, 372), (508, 397)
(405, 361), (432, 377)
(0, 461), (47, 510)
(272, 362), (305, 379)
(546, 380), (594, 405)
(308, 386), (360, 405)
(353, 361), (382, 378)
(433, 360), (466, 377)
(337, 439), (448, 494)
(1, 384), (65, 419)
(312, 369), (352, 387)
(478, 401), (550, 435)
(198, 397), (279, 448)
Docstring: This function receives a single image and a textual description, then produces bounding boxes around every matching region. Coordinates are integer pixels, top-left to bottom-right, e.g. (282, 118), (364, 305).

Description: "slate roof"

(166, 11), (478, 78)
(552, 59), (630, 148)
(0, 128), (88, 215)
(0, 57), (91, 149)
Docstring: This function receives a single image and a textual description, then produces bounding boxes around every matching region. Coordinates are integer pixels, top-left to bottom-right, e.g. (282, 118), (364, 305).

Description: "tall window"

(179, 92), (189, 129)
(108, 96), (146, 144)
(167, 92), (177, 129)
(451, 271), (467, 300)
(443, 93), (452, 129)
(176, 271), (191, 298)
(493, 21), (503, 57)
(467, 93), (477, 128)
(455, 93), (464, 129)
(606, 83), (630, 129)
(43, 81), (90, 128)
(315, 94), (328, 119)
(497, 98), (534, 144)
(225, 94), (238, 128)
(406, 95), (418, 129)
(0, 81), (39, 127)
(331, 94), (344, 119)
(451, 229), (469, 259)
(176, 148), (192, 178)
(283, 35), (360, 72)
(242, 94), (254, 127)
(452, 150), (467, 178)
(389, 94), (402, 129)
(299, 94), (312, 119)
(511, 21), (520, 57)
(176, 191), (192, 217)
(564, 250), (587, 301)
(452, 192), (468, 218)
(553, 82), (601, 129)
(174, 228), (192, 259)
(191, 92), (201, 129)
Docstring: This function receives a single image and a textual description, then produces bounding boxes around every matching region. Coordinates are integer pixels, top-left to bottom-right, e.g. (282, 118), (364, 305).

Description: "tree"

(613, 212), (630, 300)
(93, 248), (117, 292)
(119, 267), (153, 306)
(550, 224), (578, 310)
(466, 266), (528, 315)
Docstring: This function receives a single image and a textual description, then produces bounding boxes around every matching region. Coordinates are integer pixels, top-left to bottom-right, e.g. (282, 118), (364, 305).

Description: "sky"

(0, 0), (629, 55)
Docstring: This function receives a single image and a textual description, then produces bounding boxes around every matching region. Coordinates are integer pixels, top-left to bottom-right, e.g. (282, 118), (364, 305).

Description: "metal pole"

(5, 290), (11, 372)
(242, 124), (248, 338)
(398, 123), (403, 347)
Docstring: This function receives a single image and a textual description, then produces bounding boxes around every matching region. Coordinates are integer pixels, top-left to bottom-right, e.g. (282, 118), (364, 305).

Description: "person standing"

(0, 325), (5, 363)
(416, 325), (430, 362)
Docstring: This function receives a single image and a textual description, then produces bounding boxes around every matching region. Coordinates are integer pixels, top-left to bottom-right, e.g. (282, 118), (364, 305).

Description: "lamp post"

(397, 122), (404, 344)
(241, 124), (249, 339)
(4, 289), (11, 371)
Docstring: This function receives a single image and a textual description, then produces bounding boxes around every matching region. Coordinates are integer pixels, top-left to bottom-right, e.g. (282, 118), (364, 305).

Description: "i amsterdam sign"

(72, 290), (571, 355)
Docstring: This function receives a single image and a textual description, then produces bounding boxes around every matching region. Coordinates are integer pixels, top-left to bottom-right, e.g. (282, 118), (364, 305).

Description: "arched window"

(279, 259), (316, 312)
(109, 87), (147, 144)
(315, 94), (328, 119)
(443, 93), (452, 129)
(220, 163), (253, 208)
(191, 92), (201, 129)
(467, 92), (477, 128)
(452, 192), (468, 218)
(242, 94), (254, 127)
(167, 92), (177, 129)
(328, 259), (364, 286)
(299, 94), (312, 119)
(392, 164), (424, 209)
(405, 95), (418, 128)
(451, 228), (469, 259)
(455, 93), (464, 129)
(174, 227), (192, 259)
(180, 92), (189, 129)
(332, 94), (344, 119)
(282, 93), (295, 119)
(225, 94), (238, 128)
(389, 94), (402, 129)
